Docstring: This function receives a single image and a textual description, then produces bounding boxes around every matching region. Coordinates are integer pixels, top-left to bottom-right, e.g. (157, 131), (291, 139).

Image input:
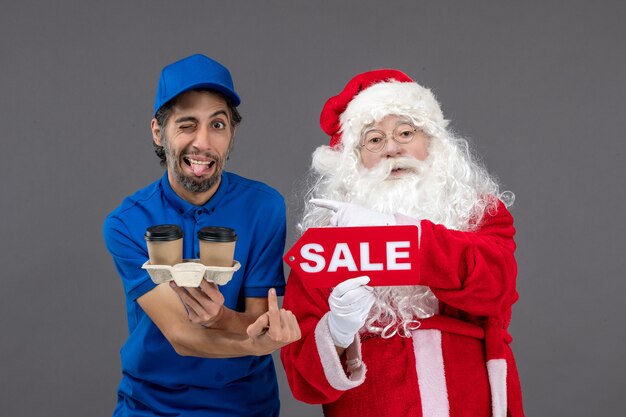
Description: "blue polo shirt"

(103, 171), (286, 417)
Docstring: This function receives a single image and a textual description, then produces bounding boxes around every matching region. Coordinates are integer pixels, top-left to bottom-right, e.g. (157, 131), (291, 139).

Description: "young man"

(104, 54), (299, 417)
(281, 70), (524, 417)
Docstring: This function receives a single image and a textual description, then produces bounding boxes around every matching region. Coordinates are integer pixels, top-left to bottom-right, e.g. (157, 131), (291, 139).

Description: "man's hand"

(310, 198), (395, 227)
(169, 280), (226, 329)
(328, 276), (376, 348)
(246, 289), (301, 356)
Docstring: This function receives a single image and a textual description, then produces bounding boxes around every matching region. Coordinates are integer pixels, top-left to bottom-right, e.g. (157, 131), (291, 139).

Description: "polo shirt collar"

(160, 170), (230, 214)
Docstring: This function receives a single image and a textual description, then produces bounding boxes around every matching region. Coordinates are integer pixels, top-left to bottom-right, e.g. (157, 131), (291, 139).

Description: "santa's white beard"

(348, 156), (432, 218)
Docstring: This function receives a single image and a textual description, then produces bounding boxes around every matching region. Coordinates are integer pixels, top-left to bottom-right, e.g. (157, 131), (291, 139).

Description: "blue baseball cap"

(154, 54), (241, 116)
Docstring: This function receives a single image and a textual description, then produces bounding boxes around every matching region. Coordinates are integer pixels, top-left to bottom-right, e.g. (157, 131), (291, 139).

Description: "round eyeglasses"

(359, 123), (419, 153)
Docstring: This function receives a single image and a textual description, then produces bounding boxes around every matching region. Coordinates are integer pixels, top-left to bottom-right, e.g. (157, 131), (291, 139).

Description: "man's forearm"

(169, 322), (263, 358)
(138, 284), (277, 358)
(210, 307), (262, 335)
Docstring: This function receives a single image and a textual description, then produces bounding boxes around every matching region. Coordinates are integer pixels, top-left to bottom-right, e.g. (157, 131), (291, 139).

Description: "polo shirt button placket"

(194, 209), (204, 259)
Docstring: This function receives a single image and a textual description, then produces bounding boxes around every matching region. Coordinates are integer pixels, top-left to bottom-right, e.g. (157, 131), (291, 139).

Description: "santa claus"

(280, 70), (524, 417)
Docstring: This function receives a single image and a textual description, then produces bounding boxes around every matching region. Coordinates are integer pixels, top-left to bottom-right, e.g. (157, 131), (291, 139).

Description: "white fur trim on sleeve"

(487, 358), (507, 417)
(314, 313), (367, 391)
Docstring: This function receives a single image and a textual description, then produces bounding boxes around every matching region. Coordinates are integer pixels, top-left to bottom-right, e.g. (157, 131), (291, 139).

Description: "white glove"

(328, 276), (376, 348)
(310, 199), (396, 227)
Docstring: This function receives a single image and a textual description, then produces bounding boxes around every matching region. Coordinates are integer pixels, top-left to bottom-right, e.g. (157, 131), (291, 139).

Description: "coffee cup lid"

(198, 226), (237, 242)
(145, 224), (184, 241)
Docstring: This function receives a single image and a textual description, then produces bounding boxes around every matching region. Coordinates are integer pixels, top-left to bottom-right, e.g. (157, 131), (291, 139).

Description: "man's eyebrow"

(210, 110), (229, 120)
(174, 111), (229, 124)
(174, 116), (198, 124)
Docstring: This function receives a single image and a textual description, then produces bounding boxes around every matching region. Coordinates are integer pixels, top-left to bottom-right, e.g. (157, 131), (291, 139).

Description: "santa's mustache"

(359, 156), (429, 180)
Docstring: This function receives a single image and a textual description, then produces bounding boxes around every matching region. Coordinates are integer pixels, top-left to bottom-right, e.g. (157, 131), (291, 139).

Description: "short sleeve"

(103, 214), (156, 301)
(241, 195), (287, 297)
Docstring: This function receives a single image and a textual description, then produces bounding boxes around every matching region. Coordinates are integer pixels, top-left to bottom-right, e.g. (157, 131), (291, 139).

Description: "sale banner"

(284, 225), (420, 288)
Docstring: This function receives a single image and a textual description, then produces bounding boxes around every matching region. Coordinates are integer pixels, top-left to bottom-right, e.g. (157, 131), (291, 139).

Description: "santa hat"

(320, 69), (449, 149)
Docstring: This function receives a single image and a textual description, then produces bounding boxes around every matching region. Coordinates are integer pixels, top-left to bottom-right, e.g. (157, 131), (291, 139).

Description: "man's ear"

(151, 118), (162, 146)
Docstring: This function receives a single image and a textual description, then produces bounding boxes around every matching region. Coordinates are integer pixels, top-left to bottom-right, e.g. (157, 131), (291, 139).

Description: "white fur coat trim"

(487, 358), (508, 417)
(412, 329), (450, 417)
(314, 313), (367, 391)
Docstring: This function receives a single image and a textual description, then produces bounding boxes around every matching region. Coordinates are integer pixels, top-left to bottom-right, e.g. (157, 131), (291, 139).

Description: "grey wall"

(1, 1), (625, 416)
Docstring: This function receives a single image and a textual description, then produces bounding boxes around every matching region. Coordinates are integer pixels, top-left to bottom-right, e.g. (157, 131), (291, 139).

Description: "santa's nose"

(383, 138), (403, 157)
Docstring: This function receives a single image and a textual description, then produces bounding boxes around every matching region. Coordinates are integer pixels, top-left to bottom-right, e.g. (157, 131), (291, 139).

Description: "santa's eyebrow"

(362, 117), (415, 133)
(393, 117), (415, 126)
(362, 127), (382, 134)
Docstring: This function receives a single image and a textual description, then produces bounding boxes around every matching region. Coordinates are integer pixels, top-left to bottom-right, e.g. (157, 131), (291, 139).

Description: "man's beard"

(163, 138), (226, 194)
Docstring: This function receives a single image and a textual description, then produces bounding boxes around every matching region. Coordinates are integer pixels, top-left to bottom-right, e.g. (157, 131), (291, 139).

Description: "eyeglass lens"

(362, 124), (417, 152)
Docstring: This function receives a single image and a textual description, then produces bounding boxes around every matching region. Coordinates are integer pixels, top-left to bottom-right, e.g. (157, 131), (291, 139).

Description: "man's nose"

(193, 125), (215, 150)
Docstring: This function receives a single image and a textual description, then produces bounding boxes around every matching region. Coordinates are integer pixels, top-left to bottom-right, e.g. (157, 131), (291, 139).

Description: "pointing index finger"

(309, 198), (344, 212)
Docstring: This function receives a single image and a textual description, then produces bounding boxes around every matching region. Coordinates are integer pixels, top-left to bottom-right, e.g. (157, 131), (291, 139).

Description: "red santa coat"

(280, 201), (524, 417)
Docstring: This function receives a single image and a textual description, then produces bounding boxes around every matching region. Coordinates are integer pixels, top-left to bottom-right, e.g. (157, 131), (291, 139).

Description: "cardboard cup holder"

(142, 259), (241, 287)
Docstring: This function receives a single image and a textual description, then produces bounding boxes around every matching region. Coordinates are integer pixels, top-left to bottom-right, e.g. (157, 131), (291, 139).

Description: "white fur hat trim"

(339, 81), (449, 149)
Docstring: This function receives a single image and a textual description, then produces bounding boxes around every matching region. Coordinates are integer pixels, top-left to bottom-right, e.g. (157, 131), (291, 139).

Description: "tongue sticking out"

(191, 162), (212, 177)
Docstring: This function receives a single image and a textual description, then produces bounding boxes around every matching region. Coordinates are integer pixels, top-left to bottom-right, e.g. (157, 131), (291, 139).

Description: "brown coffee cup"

(198, 227), (237, 267)
(144, 224), (184, 266)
